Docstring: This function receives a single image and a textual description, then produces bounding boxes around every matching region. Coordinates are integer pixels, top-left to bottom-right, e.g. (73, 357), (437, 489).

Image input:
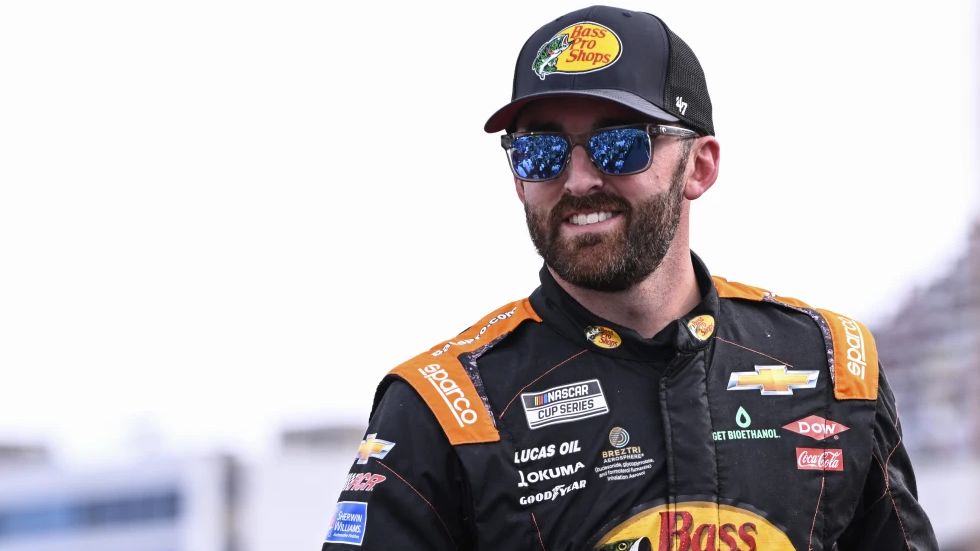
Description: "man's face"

(514, 97), (693, 292)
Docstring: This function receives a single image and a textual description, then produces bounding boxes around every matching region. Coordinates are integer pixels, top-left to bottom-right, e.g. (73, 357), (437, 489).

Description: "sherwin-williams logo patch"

(686, 314), (715, 341)
(585, 326), (622, 349)
(593, 501), (793, 550)
(784, 415), (850, 441)
(532, 21), (622, 80)
(324, 501), (368, 545)
(521, 379), (609, 429)
(727, 365), (819, 396)
(355, 434), (394, 465)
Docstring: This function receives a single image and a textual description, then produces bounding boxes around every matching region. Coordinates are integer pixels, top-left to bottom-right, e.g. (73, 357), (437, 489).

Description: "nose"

(562, 144), (604, 196)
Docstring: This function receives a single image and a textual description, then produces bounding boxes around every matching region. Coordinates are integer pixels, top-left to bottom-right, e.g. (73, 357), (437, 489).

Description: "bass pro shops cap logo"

(593, 501), (793, 550)
(532, 22), (622, 80)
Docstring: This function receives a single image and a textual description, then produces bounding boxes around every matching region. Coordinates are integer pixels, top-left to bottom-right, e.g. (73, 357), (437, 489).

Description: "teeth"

(569, 211), (613, 226)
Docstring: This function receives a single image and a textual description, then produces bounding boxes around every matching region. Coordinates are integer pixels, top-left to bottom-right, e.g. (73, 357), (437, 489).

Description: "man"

(322, 6), (937, 550)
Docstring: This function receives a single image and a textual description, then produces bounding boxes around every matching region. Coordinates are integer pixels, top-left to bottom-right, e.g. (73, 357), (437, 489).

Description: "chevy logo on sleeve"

(521, 379), (609, 430)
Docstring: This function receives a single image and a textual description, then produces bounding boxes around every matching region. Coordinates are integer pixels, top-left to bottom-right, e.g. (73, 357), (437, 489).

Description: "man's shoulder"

(375, 297), (542, 446)
(711, 274), (880, 401)
(415, 297), (543, 362)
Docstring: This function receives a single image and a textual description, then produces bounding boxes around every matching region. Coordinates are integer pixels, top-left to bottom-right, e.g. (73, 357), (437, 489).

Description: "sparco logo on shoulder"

(418, 363), (478, 427)
(838, 315), (868, 380)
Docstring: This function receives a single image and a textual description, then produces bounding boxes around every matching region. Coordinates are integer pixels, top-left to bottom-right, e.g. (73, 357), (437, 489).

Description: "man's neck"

(549, 246), (700, 339)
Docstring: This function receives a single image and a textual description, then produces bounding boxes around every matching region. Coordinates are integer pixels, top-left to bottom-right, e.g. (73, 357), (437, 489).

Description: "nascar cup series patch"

(532, 21), (622, 80)
(522, 379), (609, 429)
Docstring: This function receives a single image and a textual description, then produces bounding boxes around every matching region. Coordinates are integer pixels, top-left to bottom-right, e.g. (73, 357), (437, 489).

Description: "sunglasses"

(501, 124), (698, 182)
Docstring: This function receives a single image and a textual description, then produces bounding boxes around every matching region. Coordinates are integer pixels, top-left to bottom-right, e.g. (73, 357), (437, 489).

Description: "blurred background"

(0, 1), (977, 550)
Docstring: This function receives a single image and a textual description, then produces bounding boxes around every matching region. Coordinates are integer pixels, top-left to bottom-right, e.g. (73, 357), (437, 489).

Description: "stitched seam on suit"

(868, 451), (889, 507)
(531, 512), (547, 551)
(714, 337), (795, 367)
(807, 476), (825, 551)
(376, 459), (457, 548)
(702, 346), (723, 539)
(498, 349), (588, 420)
(882, 416), (913, 550)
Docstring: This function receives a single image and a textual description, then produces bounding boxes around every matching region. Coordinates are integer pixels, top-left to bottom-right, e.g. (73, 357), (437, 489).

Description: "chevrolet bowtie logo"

(727, 365), (820, 396)
(355, 433), (395, 464)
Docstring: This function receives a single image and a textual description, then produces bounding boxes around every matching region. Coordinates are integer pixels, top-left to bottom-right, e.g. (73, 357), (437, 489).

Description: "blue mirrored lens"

(589, 128), (651, 174)
(509, 135), (569, 180)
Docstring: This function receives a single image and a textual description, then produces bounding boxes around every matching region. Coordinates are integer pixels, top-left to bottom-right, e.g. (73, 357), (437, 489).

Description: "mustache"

(549, 192), (631, 224)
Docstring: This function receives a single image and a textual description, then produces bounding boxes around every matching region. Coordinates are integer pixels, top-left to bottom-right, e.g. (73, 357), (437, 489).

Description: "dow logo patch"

(783, 415), (849, 441)
(532, 21), (622, 80)
(521, 379), (609, 429)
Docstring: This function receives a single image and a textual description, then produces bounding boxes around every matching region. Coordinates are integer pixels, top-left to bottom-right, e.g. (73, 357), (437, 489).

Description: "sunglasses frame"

(501, 124), (699, 182)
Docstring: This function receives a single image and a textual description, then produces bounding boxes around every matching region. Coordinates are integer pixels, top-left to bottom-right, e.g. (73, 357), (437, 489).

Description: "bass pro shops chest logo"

(532, 22), (622, 80)
(594, 501), (793, 551)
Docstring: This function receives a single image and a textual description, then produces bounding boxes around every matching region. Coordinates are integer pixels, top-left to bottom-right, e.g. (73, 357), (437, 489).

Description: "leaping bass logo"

(532, 22), (622, 80)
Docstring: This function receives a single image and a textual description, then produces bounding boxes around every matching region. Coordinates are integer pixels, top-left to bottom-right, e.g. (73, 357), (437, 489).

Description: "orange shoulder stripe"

(713, 275), (878, 400)
(390, 298), (542, 445)
(711, 275), (811, 309)
(815, 308), (879, 400)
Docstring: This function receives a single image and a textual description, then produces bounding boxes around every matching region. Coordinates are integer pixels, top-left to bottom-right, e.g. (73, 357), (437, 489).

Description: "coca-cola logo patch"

(796, 447), (844, 471)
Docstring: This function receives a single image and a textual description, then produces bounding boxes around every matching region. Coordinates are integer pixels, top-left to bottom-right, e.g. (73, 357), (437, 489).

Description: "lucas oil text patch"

(532, 22), (622, 80)
(521, 379), (609, 429)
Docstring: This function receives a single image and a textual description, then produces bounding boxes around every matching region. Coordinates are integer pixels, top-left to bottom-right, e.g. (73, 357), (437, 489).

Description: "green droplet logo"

(736, 406), (752, 428)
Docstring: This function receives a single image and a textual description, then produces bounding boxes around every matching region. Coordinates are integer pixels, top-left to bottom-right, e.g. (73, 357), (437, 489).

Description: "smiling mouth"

(567, 211), (617, 226)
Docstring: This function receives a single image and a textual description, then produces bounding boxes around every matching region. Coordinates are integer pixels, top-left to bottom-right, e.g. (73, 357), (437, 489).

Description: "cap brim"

(483, 89), (679, 133)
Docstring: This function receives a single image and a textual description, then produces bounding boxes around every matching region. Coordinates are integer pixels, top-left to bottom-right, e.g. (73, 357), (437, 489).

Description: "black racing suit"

(322, 254), (938, 550)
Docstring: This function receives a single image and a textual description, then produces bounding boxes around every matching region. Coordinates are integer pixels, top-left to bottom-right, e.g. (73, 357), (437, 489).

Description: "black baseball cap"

(484, 5), (714, 136)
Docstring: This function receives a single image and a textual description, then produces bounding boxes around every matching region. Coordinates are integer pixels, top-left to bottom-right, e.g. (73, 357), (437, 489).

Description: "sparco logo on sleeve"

(417, 363), (479, 427)
(521, 379), (609, 430)
(838, 315), (868, 380)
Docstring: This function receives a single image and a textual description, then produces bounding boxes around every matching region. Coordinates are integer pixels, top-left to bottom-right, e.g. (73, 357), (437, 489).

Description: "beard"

(525, 153), (689, 292)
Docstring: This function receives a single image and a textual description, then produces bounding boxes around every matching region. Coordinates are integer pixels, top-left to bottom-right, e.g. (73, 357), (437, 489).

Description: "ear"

(683, 136), (720, 200)
(514, 177), (527, 204)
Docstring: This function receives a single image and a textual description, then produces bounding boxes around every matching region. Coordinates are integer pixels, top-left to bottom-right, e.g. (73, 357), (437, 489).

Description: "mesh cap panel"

(663, 27), (714, 136)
